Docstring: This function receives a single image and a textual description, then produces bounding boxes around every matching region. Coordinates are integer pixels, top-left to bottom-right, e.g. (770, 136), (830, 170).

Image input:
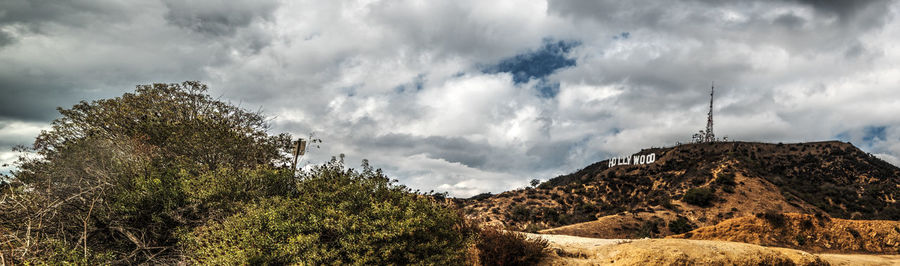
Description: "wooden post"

(291, 138), (307, 173)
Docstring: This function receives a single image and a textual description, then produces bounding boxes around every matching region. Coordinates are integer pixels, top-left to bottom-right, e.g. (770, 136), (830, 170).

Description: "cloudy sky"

(2, 0), (900, 197)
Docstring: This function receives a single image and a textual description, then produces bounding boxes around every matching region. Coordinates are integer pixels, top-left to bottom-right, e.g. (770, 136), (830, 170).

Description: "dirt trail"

(527, 233), (900, 265)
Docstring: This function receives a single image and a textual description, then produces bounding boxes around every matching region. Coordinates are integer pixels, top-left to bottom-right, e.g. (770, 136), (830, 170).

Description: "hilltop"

(462, 141), (900, 239)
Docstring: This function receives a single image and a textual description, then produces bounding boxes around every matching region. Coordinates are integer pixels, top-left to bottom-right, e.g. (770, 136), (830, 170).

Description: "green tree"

(530, 178), (541, 188)
(1, 82), (292, 264)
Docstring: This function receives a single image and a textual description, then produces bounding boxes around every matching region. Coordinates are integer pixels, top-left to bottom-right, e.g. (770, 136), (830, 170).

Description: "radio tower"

(704, 83), (715, 142)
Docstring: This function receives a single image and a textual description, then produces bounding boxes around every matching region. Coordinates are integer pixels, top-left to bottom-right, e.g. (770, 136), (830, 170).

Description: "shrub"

(846, 227), (861, 238)
(507, 205), (533, 222)
(475, 226), (548, 265)
(795, 235), (807, 246)
(683, 188), (715, 207)
(182, 159), (474, 265)
(636, 219), (662, 238)
(668, 216), (696, 234)
(757, 211), (786, 228)
(720, 185), (735, 193)
(800, 219), (815, 230)
(469, 192), (493, 201)
(715, 172), (737, 193)
(524, 223), (545, 233)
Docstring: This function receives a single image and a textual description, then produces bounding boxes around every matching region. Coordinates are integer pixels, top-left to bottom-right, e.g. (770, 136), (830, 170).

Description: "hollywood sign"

(608, 153), (656, 167)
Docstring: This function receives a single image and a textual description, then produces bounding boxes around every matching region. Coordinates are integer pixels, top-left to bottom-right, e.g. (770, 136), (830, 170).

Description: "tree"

(530, 179), (541, 188)
(1, 82), (292, 264)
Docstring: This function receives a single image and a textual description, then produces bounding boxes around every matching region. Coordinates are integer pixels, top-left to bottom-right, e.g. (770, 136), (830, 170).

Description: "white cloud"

(2, 0), (900, 196)
(0, 121), (48, 174)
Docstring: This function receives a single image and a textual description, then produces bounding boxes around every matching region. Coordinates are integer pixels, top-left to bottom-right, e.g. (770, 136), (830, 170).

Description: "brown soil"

(669, 213), (900, 254)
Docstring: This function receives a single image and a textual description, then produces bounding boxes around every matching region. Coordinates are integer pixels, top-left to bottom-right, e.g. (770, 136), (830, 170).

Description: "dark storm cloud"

(547, 0), (893, 41)
(0, 78), (67, 121)
(795, 0), (889, 20)
(0, 0), (257, 122)
(773, 13), (806, 29)
(0, 30), (13, 47)
(0, 0), (131, 30)
(161, 0), (279, 36)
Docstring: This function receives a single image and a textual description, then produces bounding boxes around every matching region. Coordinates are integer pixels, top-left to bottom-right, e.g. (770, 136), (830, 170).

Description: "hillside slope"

(669, 213), (900, 254)
(462, 141), (900, 238)
(530, 233), (900, 265)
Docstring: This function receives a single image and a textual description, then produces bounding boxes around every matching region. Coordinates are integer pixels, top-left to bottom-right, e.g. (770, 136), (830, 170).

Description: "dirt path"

(528, 233), (900, 265)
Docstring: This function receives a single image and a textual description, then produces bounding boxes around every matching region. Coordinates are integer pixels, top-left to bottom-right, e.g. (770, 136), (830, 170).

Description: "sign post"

(292, 138), (307, 173)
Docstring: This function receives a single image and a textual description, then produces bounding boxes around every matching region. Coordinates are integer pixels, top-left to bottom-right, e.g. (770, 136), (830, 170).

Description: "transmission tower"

(704, 83), (715, 142)
(692, 83), (717, 143)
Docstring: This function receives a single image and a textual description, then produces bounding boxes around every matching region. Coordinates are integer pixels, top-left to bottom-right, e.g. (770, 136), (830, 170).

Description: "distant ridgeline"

(608, 153), (656, 167)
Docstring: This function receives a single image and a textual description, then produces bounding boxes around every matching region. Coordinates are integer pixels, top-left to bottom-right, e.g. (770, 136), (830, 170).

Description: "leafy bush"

(469, 192), (493, 201)
(475, 226), (548, 265)
(846, 227), (861, 238)
(757, 211), (786, 228)
(524, 223), (545, 233)
(668, 216), (696, 234)
(507, 204), (535, 222)
(636, 219), (662, 238)
(795, 235), (807, 246)
(683, 187), (715, 207)
(800, 218), (815, 230)
(715, 172), (737, 193)
(182, 159), (474, 265)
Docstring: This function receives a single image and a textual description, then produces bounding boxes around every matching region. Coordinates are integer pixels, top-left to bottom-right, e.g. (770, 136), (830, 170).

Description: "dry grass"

(669, 213), (900, 254)
(530, 233), (900, 266)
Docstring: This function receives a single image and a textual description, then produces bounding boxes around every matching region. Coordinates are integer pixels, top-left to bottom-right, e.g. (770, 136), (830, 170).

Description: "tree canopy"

(1, 82), (297, 263)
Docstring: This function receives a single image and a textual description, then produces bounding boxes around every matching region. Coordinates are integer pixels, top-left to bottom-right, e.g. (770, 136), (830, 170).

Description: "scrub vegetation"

(0, 82), (547, 264)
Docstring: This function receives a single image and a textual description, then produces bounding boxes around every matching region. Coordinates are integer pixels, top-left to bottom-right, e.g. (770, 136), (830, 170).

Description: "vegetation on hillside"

(0, 82), (547, 264)
(464, 141), (900, 236)
(670, 213), (900, 254)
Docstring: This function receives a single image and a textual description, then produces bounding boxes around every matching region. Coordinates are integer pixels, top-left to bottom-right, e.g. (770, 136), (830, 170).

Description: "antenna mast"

(705, 82), (715, 142)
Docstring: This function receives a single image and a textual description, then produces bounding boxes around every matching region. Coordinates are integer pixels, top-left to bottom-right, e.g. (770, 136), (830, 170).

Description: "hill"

(462, 141), (900, 238)
(528, 233), (900, 265)
(668, 213), (900, 254)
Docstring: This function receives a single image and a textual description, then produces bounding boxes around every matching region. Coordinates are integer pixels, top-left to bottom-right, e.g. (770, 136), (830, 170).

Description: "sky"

(2, 0), (900, 197)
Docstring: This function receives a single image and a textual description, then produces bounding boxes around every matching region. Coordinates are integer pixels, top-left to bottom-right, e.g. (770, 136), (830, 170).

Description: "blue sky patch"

(395, 74), (427, 93)
(835, 125), (888, 147)
(483, 39), (579, 97)
(536, 80), (561, 98)
(862, 125), (887, 143)
(835, 131), (851, 142)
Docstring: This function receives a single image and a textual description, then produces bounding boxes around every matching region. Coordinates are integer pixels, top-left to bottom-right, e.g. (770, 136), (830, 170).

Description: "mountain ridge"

(461, 140), (900, 238)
